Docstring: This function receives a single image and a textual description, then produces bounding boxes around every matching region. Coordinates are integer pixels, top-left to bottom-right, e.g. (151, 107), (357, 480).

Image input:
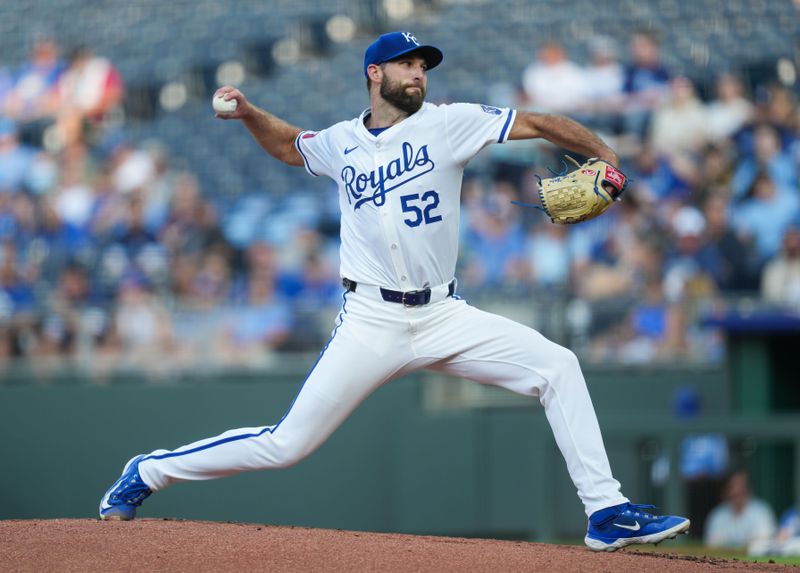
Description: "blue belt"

(342, 278), (455, 307)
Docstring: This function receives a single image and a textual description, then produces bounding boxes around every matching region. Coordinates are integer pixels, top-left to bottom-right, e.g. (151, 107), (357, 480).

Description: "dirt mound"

(0, 519), (791, 572)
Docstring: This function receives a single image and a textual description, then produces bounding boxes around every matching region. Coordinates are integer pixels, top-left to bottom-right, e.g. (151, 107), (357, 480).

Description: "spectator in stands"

(650, 77), (709, 158)
(748, 505), (800, 557)
(109, 137), (156, 196)
(521, 41), (588, 114)
(111, 195), (170, 288)
(88, 164), (127, 242)
(1, 32), (65, 146)
(662, 206), (718, 301)
(0, 241), (36, 319)
(191, 248), (233, 309)
(760, 86), (798, 141)
(0, 119), (36, 193)
(114, 196), (159, 259)
(31, 311), (74, 366)
(278, 249), (340, 309)
(34, 261), (99, 363)
(732, 123), (796, 200)
(0, 239), (43, 367)
(732, 170), (800, 263)
(704, 469), (777, 550)
(571, 198), (651, 302)
(139, 142), (178, 233)
(55, 45), (124, 148)
(582, 36), (624, 132)
(461, 182), (527, 290)
(46, 262), (109, 360)
(702, 193), (760, 293)
(169, 253), (201, 306)
(705, 73), (754, 143)
(696, 144), (733, 193)
(587, 239), (694, 363)
(522, 223), (572, 292)
(112, 272), (175, 370)
(160, 173), (228, 258)
(600, 273), (676, 364)
(0, 325), (16, 363)
(621, 30), (671, 141)
(279, 249), (341, 350)
(761, 224), (800, 309)
(216, 268), (292, 366)
(52, 154), (95, 234)
(3, 192), (38, 254)
(627, 144), (695, 207)
(776, 508), (800, 548)
(35, 196), (85, 284)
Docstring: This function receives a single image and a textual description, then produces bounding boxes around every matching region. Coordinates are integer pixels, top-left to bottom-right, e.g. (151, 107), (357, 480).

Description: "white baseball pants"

(138, 284), (628, 517)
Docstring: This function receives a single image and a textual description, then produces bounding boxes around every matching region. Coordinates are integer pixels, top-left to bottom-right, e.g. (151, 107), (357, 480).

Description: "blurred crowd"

(699, 469), (800, 557)
(0, 33), (346, 376)
(1, 29), (800, 374)
(479, 29), (800, 363)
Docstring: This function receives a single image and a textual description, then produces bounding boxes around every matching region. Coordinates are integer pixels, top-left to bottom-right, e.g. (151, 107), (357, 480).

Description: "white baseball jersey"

(294, 102), (516, 290)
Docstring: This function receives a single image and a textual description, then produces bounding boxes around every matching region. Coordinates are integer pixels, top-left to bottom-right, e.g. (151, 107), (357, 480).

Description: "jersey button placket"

(372, 146), (406, 287)
(384, 193), (412, 288)
(385, 219), (410, 288)
(374, 134), (412, 289)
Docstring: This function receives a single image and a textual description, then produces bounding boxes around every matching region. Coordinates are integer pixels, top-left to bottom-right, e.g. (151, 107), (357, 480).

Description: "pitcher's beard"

(380, 77), (425, 115)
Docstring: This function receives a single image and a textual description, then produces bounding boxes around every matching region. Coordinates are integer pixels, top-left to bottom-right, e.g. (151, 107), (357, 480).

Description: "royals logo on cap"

(364, 32), (444, 77)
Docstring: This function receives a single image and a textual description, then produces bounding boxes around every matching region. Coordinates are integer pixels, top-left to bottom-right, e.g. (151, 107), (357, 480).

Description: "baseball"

(212, 94), (237, 113)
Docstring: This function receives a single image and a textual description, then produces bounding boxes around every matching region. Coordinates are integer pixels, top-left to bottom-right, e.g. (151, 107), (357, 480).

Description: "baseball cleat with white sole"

(98, 455), (153, 521)
(585, 503), (690, 552)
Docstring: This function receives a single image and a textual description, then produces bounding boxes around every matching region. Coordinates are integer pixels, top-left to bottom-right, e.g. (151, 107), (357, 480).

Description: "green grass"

(557, 538), (800, 566)
(623, 542), (800, 566)
(745, 556), (800, 566)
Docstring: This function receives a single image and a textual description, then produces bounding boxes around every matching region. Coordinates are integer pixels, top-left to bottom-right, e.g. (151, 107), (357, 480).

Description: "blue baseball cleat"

(98, 455), (153, 521)
(585, 503), (690, 551)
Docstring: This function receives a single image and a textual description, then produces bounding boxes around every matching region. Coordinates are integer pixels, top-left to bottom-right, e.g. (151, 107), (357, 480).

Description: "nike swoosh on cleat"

(344, 146), (359, 155)
(613, 521), (641, 531)
(99, 490), (116, 511)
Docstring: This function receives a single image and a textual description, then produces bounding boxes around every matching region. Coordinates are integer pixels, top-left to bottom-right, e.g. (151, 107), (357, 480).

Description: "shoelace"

(622, 504), (658, 520)
(111, 476), (151, 507)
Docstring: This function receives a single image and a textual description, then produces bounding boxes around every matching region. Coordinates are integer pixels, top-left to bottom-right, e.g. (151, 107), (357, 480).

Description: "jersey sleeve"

(294, 128), (334, 178)
(443, 103), (516, 165)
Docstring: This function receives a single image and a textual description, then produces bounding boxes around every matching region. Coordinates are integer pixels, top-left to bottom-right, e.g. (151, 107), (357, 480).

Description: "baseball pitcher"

(99, 31), (689, 551)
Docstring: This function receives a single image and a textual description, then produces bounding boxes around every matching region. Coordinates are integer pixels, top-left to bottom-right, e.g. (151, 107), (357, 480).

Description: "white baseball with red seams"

(134, 100), (629, 518)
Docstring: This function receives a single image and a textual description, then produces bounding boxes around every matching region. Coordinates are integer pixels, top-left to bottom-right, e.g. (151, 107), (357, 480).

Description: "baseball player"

(99, 31), (689, 551)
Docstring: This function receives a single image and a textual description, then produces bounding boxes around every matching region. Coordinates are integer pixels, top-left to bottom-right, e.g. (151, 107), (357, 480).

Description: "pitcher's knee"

(260, 432), (316, 469)
(541, 345), (587, 392)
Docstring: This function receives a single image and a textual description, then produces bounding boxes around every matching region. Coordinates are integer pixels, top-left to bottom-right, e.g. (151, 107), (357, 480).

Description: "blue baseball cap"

(364, 31), (443, 78)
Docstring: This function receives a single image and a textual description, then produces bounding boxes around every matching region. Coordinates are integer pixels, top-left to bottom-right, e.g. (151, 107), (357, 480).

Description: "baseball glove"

(514, 156), (627, 224)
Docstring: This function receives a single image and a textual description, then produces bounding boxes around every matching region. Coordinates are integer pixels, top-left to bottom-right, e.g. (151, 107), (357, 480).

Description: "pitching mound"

(0, 519), (792, 572)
